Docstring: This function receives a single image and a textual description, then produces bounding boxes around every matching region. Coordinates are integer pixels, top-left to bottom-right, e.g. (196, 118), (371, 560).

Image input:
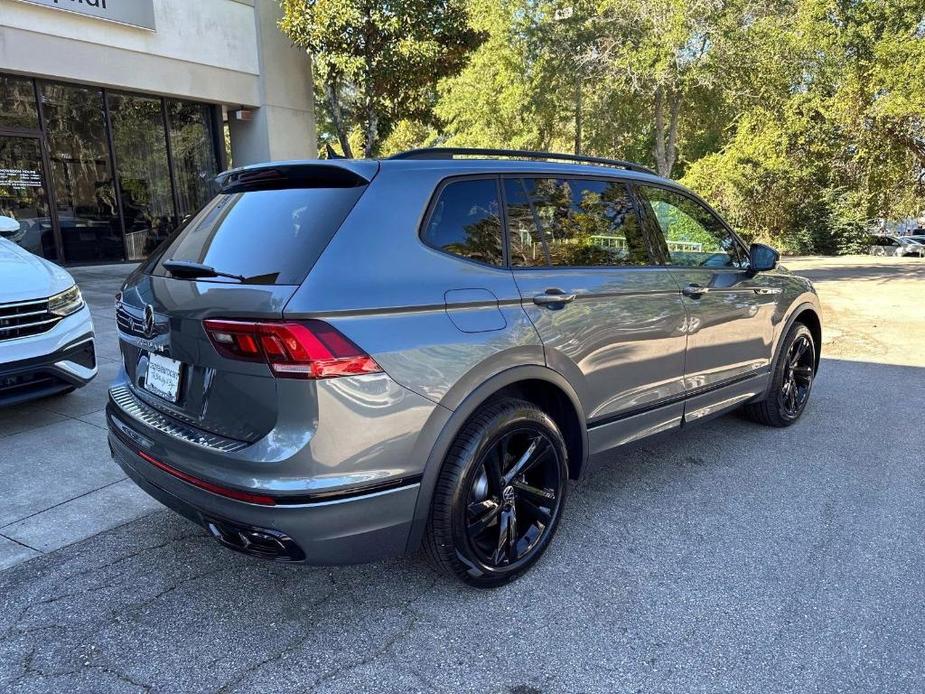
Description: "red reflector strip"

(137, 450), (276, 506)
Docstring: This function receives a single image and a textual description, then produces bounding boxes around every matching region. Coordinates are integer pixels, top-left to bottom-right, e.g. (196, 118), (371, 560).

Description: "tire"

(743, 323), (816, 427)
(423, 398), (569, 588)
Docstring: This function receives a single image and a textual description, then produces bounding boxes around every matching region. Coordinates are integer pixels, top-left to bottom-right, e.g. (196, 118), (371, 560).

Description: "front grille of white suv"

(0, 297), (62, 342)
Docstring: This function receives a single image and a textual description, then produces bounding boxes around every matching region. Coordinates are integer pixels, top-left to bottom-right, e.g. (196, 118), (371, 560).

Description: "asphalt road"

(2, 257), (924, 693)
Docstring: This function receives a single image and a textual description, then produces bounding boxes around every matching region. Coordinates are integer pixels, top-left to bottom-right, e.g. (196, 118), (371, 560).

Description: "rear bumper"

(108, 423), (421, 565)
(0, 307), (97, 406)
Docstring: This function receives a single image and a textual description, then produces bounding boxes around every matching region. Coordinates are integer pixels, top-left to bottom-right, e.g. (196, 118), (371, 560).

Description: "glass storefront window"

(41, 82), (124, 262)
(0, 71), (223, 265)
(0, 136), (56, 260)
(109, 93), (174, 261)
(0, 74), (39, 130)
(167, 100), (219, 221)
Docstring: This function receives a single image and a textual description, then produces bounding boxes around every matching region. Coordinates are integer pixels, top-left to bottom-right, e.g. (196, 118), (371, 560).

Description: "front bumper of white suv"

(0, 301), (97, 407)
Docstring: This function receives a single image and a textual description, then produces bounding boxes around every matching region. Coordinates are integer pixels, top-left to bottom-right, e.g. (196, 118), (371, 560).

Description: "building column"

(228, 1), (316, 167)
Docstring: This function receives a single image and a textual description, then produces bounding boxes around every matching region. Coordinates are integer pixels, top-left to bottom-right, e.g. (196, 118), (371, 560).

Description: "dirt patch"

(783, 255), (925, 368)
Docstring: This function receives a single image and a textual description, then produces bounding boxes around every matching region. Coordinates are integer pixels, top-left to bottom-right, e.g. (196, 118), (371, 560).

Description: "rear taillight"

(203, 319), (382, 379)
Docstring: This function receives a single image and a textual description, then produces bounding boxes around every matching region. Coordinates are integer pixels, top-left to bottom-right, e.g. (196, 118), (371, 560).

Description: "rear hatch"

(115, 161), (377, 443)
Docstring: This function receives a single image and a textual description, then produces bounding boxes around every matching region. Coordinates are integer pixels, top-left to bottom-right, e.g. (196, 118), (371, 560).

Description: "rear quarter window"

(152, 185), (366, 285)
(422, 178), (504, 267)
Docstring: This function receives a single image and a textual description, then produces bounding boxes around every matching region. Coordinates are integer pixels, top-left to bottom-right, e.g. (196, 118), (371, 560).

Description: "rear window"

(152, 186), (366, 285)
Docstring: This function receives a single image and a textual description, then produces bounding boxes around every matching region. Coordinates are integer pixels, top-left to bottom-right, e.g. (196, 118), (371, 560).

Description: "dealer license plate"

(144, 353), (182, 403)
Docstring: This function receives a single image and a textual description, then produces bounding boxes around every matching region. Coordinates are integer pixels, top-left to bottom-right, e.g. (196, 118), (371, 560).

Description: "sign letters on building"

(13, 0), (157, 31)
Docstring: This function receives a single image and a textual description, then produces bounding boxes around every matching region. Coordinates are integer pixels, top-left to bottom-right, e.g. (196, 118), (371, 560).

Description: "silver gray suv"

(107, 148), (821, 587)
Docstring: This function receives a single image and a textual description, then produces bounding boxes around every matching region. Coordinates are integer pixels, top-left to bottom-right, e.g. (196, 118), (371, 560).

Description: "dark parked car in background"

(107, 149), (822, 587)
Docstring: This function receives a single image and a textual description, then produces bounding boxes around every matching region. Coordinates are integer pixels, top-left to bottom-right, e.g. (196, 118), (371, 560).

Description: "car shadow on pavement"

(1, 358), (924, 692)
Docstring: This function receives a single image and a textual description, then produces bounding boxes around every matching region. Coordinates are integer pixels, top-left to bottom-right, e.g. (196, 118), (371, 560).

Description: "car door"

(635, 183), (778, 419)
(504, 175), (689, 453)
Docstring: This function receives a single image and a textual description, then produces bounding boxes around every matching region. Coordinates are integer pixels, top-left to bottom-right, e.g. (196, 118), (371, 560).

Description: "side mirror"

(749, 243), (779, 273)
(0, 215), (21, 236)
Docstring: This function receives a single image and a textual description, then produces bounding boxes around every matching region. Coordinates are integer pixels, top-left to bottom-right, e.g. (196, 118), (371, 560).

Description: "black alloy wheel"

(463, 427), (563, 569)
(743, 322), (816, 427)
(424, 399), (569, 588)
(778, 333), (815, 419)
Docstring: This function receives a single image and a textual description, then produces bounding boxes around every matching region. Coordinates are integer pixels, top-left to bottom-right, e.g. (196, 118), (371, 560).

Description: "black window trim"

(633, 180), (751, 271)
(498, 172), (667, 271)
(417, 173), (510, 271)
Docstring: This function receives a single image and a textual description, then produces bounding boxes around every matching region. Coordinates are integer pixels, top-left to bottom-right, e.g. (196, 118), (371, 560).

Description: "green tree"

(279, 0), (482, 157)
(434, 0), (570, 151)
(590, 0), (798, 177)
(682, 0), (925, 253)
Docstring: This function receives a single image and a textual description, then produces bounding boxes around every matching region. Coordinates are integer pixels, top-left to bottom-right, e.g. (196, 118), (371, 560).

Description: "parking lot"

(1, 256), (924, 692)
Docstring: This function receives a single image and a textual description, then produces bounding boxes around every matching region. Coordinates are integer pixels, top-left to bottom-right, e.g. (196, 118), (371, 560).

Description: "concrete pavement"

(0, 264), (160, 571)
(1, 256), (924, 692)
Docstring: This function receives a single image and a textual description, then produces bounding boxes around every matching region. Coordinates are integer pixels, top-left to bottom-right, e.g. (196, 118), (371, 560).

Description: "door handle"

(533, 290), (576, 307)
(681, 284), (710, 298)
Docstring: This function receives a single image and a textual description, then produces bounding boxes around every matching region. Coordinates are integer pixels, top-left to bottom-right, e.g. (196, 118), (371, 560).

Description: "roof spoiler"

(215, 160), (380, 193)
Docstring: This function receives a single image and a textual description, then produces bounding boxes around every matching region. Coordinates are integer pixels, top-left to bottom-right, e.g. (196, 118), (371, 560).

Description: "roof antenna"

(324, 143), (345, 160)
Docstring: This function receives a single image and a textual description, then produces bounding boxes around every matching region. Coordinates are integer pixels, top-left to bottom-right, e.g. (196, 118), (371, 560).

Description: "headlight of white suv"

(48, 285), (84, 317)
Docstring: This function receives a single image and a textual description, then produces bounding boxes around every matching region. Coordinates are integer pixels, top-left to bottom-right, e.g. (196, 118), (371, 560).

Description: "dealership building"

(0, 0), (316, 265)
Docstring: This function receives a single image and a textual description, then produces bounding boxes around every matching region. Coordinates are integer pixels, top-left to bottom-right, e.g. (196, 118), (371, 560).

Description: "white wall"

(0, 0), (316, 163)
(228, 0), (316, 164)
(0, 0), (260, 104)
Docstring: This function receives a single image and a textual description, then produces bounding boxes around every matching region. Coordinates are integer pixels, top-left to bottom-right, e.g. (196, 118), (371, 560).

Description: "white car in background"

(868, 234), (925, 257)
(0, 216), (96, 406)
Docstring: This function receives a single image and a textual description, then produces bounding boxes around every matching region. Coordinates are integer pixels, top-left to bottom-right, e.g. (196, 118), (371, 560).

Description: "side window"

(503, 177), (652, 267)
(422, 178), (503, 266)
(504, 178), (549, 267)
(639, 186), (746, 269)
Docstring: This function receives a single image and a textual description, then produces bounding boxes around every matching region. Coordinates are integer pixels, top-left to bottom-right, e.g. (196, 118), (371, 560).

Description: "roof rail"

(388, 147), (658, 176)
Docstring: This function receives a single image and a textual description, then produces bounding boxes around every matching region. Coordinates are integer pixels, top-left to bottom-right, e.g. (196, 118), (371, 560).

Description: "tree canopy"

(279, 0), (482, 157)
(280, 0), (925, 253)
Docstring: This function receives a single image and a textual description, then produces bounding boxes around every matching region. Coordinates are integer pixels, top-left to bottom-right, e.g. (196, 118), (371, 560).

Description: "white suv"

(0, 218), (96, 406)
(869, 234), (925, 257)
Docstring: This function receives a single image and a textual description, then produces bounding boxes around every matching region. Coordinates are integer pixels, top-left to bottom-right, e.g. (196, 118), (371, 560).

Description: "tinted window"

(504, 178), (549, 267)
(640, 186), (746, 268)
(0, 136), (54, 259)
(167, 99), (220, 219)
(0, 74), (38, 129)
(109, 92), (174, 261)
(423, 178), (503, 266)
(41, 82), (123, 262)
(153, 185), (365, 285)
(505, 177), (651, 267)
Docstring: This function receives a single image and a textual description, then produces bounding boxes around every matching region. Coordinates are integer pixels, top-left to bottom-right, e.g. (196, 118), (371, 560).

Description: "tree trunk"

(324, 79), (353, 158)
(652, 86), (681, 178)
(362, 105), (379, 158)
(653, 86), (666, 175)
(574, 76), (583, 155)
(665, 90), (681, 176)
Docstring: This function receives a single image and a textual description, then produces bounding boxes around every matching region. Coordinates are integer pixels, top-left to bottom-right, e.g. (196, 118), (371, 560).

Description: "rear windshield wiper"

(162, 259), (247, 282)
